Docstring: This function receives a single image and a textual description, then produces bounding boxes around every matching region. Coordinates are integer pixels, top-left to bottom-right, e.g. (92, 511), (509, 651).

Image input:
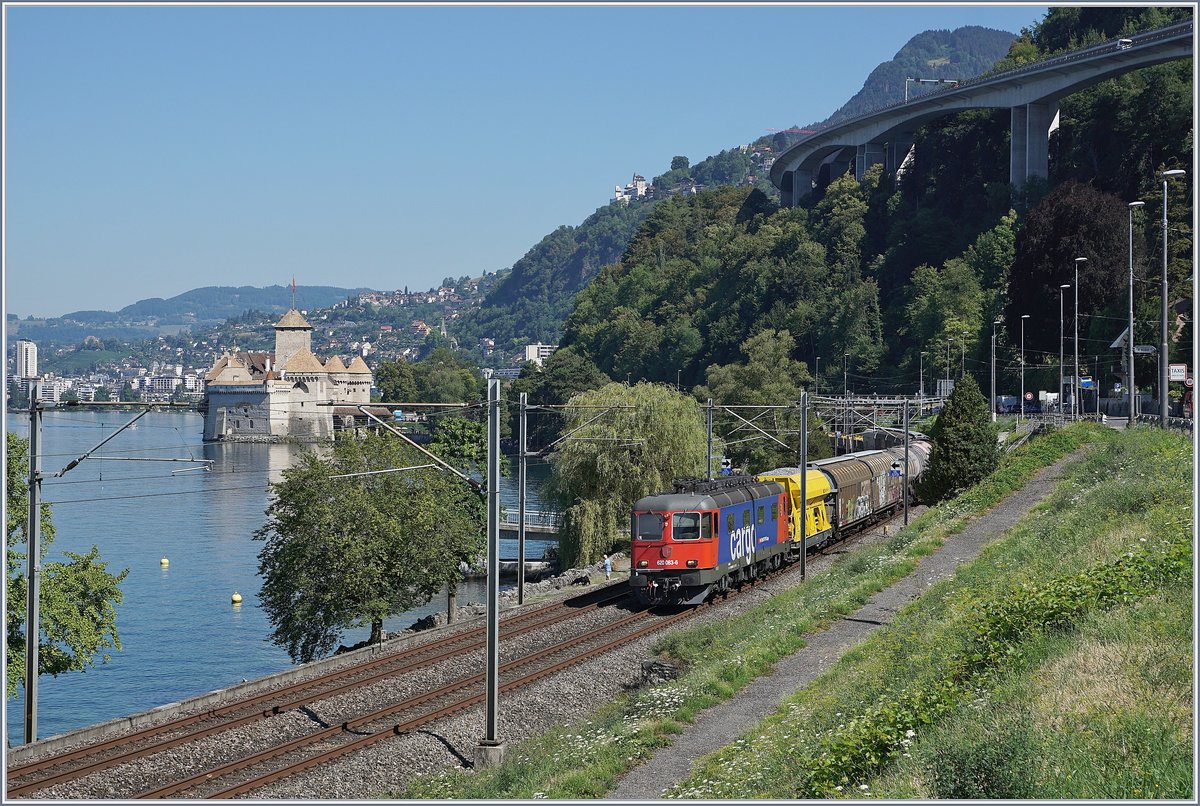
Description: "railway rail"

(9, 506), (915, 799)
(5, 586), (627, 799)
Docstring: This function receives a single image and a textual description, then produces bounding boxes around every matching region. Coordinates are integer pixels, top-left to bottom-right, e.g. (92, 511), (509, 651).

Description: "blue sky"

(4, 3), (1048, 318)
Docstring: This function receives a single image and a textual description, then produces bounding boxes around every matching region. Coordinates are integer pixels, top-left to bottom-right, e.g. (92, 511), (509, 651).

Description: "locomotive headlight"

(686, 559), (698, 568)
(637, 560), (648, 568)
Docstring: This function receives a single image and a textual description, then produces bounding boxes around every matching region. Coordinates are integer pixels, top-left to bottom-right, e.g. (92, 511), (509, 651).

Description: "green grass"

(668, 426), (1191, 799)
(398, 423), (1190, 800)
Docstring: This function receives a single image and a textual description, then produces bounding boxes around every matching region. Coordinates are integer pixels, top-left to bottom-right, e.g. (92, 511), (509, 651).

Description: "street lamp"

(1074, 257), (1086, 419)
(1059, 284), (1070, 416)
(1020, 314), (1030, 423)
(991, 319), (1002, 422)
(1128, 201), (1145, 426)
(1160, 168), (1186, 425)
(945, 338), (951, 385)
(960, 332), (967, 379)
(919, 351), (926, 397)
(814, 356), (820, 396)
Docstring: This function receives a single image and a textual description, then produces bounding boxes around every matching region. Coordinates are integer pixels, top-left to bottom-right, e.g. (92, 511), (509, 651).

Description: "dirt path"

(609, 448), (1085, 800)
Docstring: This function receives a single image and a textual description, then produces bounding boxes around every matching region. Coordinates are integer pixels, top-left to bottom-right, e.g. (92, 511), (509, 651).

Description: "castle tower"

(274, 309), (312, 373)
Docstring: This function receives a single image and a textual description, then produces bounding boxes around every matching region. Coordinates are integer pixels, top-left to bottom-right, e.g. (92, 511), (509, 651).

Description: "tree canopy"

(6, 432), (127, 698)
(547, 382), (714, 567)
(914, 375), (998, 503)
(256, 430), (485, 662)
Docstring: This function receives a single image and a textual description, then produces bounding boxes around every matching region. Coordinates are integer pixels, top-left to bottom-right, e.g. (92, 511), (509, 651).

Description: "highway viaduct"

(769, 20), (1193, 204)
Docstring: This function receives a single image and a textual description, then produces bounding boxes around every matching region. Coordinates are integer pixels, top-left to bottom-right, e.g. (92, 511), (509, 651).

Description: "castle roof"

(283, 348), (326, 374)
(323, 355), (348, 372)
(346, 356), (372, 375)
(275, 309), (311, 329)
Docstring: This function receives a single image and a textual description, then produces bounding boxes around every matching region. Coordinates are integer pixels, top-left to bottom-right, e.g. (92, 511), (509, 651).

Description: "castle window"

(249, 420), (254, 429)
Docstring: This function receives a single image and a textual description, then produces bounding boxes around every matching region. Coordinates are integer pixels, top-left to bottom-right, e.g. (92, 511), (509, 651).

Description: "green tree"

(914, 375), (998, 504)
(118, 382), (140, 402)
(411, 348), (482, 404)
(506, 348), (610, 453)
(374, 359), (417, 403)
(670, 155), (690, 171)
(8, 381), (29, 410)
(547, 382), (713, 567)
(694, 329), (812, 471)
(6, 433), (127, 698)
(256, 431), (485, 662)
(92, 386), (111, 402)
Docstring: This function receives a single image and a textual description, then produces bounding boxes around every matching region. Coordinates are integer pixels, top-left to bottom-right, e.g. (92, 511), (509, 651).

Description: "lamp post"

(919, 351), (926, 397)
(1128, 201), (1145, 426)
(945, 338), (951, 386)
(814, 356), (820, 396)
(960, 332), (966, 379)
(1059, 283), (1070, 416)
(1020, 314), (1030, 423)
(1161, 168), (1186, 425)
(991, 319), (1002, 422)
(1074, 257), (1086, 419)
(843, 352), (849, 453)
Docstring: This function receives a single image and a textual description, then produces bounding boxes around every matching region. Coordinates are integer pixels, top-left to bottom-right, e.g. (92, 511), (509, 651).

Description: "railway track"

(5, 585), (628, 800)
(10, 509), (916, 799)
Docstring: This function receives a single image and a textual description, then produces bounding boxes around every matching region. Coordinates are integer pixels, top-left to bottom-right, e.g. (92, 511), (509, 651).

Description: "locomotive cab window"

(672, 512), (701, 540)
(634, 513), (663, 541)
(702, 513), (713, 539)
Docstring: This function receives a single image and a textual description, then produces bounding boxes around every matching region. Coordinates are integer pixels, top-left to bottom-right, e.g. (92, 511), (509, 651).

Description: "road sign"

(1134, 345), (1156, 354)
(1186, 377), (1194, 388)
(1114, 382), (1122, 392)
(1024, 392), (1033, 401)
(1168, 363), (1187, 381)
(1080, 377), (1093, 389)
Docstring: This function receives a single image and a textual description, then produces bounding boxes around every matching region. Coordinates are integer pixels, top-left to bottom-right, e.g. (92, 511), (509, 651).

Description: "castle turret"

(274, 309), (312, 373)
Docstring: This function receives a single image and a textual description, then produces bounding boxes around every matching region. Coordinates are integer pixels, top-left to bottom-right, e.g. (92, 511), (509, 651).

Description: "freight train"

(629, 439), (931, 605)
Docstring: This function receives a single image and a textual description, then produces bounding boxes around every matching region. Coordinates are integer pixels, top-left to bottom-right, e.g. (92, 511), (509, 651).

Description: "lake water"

(5, 410), (557, 746)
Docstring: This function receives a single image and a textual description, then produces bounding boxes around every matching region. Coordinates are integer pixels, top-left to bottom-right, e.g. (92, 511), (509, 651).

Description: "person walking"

(603, 554), (612, 580)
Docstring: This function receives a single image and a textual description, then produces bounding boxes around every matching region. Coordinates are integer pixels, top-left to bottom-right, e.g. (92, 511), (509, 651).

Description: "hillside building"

(202, 310), (375, 442)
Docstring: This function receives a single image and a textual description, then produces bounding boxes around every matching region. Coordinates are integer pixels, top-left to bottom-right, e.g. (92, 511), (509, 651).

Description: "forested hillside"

(453, 24), (1025, 355)
(555, 7), (1192, 407)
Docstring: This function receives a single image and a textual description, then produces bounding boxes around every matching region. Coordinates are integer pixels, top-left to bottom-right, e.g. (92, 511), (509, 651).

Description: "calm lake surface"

(5, 410), (555, 746)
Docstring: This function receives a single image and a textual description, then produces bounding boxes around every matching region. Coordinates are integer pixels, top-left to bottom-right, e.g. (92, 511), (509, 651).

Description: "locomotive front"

(629, 477), (787, 606)
(629, 488), (721, 606)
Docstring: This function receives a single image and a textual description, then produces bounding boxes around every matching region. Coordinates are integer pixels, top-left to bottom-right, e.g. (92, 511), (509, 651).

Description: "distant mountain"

(62, 285), (377, 325)
(815, 27), (1017, 127)
(9, 285), (377, 344)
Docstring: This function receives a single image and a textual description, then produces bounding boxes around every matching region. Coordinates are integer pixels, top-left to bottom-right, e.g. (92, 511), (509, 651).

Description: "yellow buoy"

(231, 592), (243, 604)
(160, 557), (169, 567)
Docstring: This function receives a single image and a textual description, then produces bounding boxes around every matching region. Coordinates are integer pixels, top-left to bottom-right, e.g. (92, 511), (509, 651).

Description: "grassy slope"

(401, 423), (1192, 799)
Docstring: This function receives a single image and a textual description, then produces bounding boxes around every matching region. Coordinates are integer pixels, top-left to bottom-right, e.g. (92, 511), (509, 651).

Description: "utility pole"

(476, 379), (505, 768)
(706, 398), (714, 479)
(24, 380), (42, 744)
(799, 390), (807, 581)
(517, 393), (527, 606)
(903, 398), (910, 526)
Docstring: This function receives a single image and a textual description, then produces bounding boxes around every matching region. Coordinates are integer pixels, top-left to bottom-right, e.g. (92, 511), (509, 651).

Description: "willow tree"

(256, 431), (484, 663)
(547, 382), (713, 567)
